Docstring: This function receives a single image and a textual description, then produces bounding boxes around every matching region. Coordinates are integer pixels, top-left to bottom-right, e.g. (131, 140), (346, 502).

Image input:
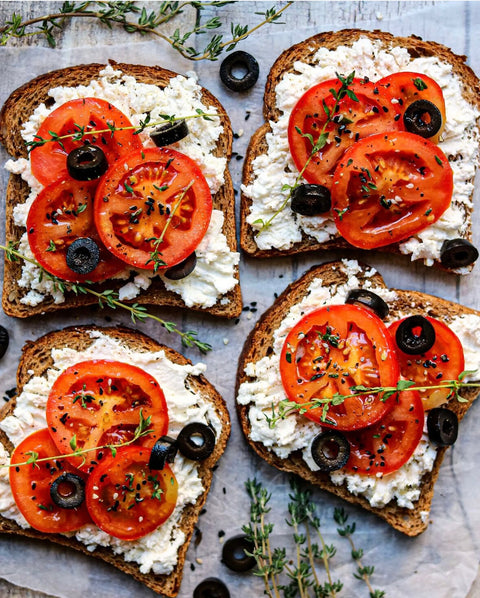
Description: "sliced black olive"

(148, 436), (178, 470)
(219, 51), (259, 91)
(164, 252), (197, 280)
(222, 534), (256, 572)
(67, 144), (108, 181)
(345, 289), (389, 319)
(0, 325), (9, 359)
(150, 119), (189, 146)
(291, 184), (331, 216)
(427, 407), (458, 445)
(50, 473), (85, 509)
(403, 99), (442, 138)
(66, 237), (100, 275)
(440, 238), (479, 268)
(395, 315), (436, 355)
(194, 578), (230, 598)
(176, 422), (216, 461)
(311, 431), (350, 472)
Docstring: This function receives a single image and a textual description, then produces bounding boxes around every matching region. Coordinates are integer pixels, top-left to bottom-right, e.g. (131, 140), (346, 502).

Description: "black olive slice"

(66, 237), (100, 275)
(395, 315), (436, 355)
(403, 99), (442, 138)
(427, 407), (458, 445)
(222, 534), (256, 572)
(311, 430), (350, 472)
(164, 252), (197, 280)
(67, 144), (108, 181)
(148, 436), (178, 470)
(345, 289), (389, 319)
(219, 51), (259, 91)
(291, 184), (331, 216)
(150, 119), (189, 147)
(176, 422), (216, 461)
(440, 238), (479, 268)
(50, 473), (85, 509)
(194, 578), (230, 598)
(0, 325), (9, 359)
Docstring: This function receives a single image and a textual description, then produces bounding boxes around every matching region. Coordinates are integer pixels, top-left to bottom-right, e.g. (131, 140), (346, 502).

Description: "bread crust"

(0, 61), (242, 319)
(235, 261), (480, 536)
(240, 29), (480, 264)
(0, 325), (231, 596)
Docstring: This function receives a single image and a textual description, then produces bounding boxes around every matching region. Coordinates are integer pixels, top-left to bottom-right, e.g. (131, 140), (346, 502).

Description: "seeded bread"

(235, 261), (480, 536)
(0, 61), (242, 318)
(0, 325), (231, 597)
(240, 29), (480, 266)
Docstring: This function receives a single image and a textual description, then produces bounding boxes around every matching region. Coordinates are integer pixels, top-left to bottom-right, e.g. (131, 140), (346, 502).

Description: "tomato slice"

(30, 98), (142, 186)
(280, 304), (400, 431)
(288, 77), (402, 189)
(46, 360), (169, 472)
(377, 72), (446, 142)
(85, 446), (178, 540)
(343, 390), (424, 475)
(94, 147), (212, 270)
(331, 131), (453, 248)
(9, 428), (91, 533)
(388, 316), (465, 410)
(26, 177), (125, 282)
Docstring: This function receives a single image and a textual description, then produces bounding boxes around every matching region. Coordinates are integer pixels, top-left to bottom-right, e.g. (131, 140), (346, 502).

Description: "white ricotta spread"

(242, 37), (479, 267)
(237, 259), (480, 509)
(6, 65), (239, 308)
(0, 330), (223, 575)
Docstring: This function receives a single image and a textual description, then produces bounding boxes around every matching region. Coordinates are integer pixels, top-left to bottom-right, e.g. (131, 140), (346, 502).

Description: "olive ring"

(50, 473), (86, 509)
(194, 578), (230, 598)
(219, 51), (259, 91)
(222, 535), (256, 572)
(176, 422), (216, 461)
(311, 430), (350, 472)
(150, 119), (189, 147)
(395, 315), (436, 355)
(345, 289), (389, 320)
(67, 144), (108, 181)
(291, 184), (332, 216)
(440, 238), (479, 269)
(403, 99), (442, 138)
(66, 237), (100, 275)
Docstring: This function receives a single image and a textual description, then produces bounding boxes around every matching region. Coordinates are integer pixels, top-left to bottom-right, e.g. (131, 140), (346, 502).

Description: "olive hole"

(442, 420), (453, 435)
(79, 151), (95, 164)
(190, 432), (206, 448)
(57, 480), (76, 498)
(230, 63), (249, 80)
(321, 439), (340, 461)
(232, 546), (247, 561)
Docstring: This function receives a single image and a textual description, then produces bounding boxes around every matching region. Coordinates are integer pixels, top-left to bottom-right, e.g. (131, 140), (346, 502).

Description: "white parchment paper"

(1, 2), (480, 597)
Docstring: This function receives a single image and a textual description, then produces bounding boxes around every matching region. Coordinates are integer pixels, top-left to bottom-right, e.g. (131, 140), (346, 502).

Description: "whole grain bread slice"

(240, 29), (480, 265)
(0, 61), (242, 318)
(0, 325), (231, 597)
(235, 261), (480, 536)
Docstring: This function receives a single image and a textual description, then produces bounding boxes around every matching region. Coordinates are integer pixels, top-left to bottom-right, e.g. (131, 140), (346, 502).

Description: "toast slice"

(0, 325), (231, 597)
(0, 61), (242, 318)
(235, 260), (480, 536)
(240, 29), (480, 270)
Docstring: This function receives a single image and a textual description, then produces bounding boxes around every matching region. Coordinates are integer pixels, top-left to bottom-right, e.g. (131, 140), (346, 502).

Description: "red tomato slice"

(26, 178), (125, 282)
(30, 98), (141, 186)
(388, 316), (465, 410)
(343, 389), (424, 475)
(94, 147), (212, 270)
(280, 304), (400, 431)
(377, 72), (446, 142)
(331, 131), (453, 248)
(288, 77), (402, 189)
(9, 428), (92, 533)
(46, 360), (169, 473)
(86, 446), (178, 540)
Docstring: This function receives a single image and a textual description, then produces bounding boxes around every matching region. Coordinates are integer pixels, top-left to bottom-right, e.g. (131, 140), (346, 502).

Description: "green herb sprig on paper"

(2, 242), (211, 354)
(254, 71), (358, 233)
(0, 1), (292, 61)
(242, 477), (384, 598)
(265, 372), (478, 428)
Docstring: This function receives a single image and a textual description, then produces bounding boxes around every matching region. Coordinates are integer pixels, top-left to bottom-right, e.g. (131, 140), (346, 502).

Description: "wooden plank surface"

(1, 2), (480, 597)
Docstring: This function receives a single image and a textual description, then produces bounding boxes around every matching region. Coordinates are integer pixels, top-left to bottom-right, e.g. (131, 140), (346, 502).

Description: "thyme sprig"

(254, 72), (358, 233)
(1, 243), (212, 353)
(243, 477), (381, 597)
(25, 109), (218, 153)
(5, 408), (152, 470)
(0, 1), (292, 61)
(265, 372), (478, 428)
(334, 508), (385, 598)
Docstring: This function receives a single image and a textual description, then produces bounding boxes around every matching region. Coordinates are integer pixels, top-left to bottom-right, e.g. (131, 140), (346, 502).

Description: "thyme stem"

(0, 243), (211, 353)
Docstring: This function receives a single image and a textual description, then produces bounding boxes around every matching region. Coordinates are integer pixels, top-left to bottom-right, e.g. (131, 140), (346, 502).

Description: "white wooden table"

(1, 2), (480, 597)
